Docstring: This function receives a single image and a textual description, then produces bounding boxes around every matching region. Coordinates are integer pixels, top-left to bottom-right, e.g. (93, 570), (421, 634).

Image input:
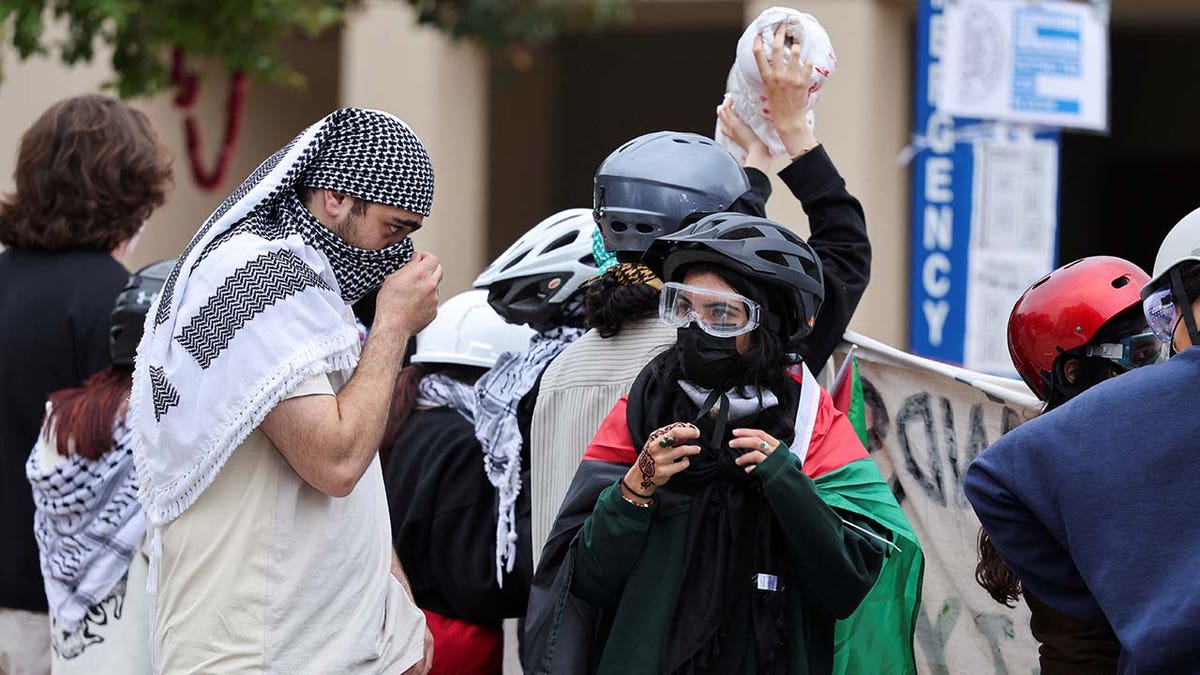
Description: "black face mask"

(675, 326), (752, 390)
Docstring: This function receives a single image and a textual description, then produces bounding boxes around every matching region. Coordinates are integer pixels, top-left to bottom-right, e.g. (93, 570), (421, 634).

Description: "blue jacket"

(965, 347), (1200, 674)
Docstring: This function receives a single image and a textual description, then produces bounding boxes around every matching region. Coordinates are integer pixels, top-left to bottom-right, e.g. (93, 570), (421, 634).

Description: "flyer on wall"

(938, 0), (1109, 132)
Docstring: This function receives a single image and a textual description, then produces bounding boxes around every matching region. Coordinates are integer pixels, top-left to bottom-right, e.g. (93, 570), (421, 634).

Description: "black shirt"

(747, 146), (872, 371)
(0, 249), (129, 611)
(385, 407), (533, 623)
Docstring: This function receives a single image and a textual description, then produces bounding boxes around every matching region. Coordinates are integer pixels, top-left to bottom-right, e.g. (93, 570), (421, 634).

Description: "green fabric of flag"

(816, 457), (924, 675)
(846, 358), (869, 447)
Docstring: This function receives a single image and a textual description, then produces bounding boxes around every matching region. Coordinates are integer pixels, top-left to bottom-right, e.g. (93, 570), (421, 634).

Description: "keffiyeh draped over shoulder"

(27, 414), (144, 634)
(131, 108), (435, 526)
(475, 300), (586, 584)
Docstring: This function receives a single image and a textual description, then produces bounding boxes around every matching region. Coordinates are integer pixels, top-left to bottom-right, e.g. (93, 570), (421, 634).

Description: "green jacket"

(572, 446), (887, 674)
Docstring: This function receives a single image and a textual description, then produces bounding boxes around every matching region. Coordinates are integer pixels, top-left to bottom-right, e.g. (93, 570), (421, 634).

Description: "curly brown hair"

(0, 95), (172, 251)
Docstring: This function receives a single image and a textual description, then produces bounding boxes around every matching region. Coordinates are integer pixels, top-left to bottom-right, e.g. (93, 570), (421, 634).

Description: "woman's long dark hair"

(976, 530), (1022, 607)
(44, 366), (132, 461)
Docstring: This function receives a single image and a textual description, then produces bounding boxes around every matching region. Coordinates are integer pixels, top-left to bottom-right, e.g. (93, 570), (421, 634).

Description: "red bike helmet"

(1008, 256), (1150, 400)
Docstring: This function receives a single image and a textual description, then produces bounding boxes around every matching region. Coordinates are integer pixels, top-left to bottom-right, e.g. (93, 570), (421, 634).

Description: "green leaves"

(1, 0), (626, 98)
(395, 0), (631, 52)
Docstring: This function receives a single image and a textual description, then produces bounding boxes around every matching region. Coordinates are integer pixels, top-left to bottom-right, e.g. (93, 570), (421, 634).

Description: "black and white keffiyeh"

(130, 108), (435, 528)
(474, 303), (586, 584)
(416, 372), (477, 423)
(27, 414), (144, 634)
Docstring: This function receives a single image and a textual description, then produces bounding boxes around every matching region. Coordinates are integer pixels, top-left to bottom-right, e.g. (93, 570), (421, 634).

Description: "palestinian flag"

(830, 344), (869, 446)
(525, 364), (924, 674)
(828, 350), (924, 675)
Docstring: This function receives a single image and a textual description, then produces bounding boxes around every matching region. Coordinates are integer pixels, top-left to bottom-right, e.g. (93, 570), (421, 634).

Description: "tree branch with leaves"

(1, 0), (624, 188)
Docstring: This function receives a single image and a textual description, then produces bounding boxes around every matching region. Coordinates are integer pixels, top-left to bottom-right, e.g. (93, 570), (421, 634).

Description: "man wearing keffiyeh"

(130, 108), (439, 674)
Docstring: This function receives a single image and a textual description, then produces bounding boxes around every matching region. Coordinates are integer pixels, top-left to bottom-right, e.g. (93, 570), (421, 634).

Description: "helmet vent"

(672, 138), (691, 144)
(757, 250), (788, 266)
(542, 232), (578, 254)
(1112, 275), (1131, 289)
(725, 226), (760, 240)
(618, 140), (636, 153)
(501, 249), (530, 272)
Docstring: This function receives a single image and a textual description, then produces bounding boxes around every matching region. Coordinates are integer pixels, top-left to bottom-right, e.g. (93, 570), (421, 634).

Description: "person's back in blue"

(966, 206), (1200, 673)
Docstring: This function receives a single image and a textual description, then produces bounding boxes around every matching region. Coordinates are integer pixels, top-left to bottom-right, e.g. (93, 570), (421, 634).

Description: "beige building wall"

(0, 25), (341, 271)
(744, 0), (914, 348)
(341, 0), (490, 296)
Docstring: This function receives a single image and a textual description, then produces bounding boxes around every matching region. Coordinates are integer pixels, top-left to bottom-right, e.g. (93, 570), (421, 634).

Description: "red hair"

(44, 367), (132, 461)
(381, 364), (427, 459)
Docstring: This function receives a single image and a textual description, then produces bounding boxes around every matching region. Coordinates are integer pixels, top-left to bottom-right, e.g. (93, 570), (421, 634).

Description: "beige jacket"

(529, 318), (674, 564)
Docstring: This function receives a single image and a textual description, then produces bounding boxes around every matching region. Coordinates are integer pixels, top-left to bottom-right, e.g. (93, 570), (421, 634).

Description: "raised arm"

(720, 25), (871, 370)
(261, 253), (442, 497)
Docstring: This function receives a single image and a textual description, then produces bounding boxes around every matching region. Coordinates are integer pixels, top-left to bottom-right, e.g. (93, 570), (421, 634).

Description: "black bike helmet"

(593, 131), (751, 262)
(110, 259), (176, 367)
(644, 213), (824, 345)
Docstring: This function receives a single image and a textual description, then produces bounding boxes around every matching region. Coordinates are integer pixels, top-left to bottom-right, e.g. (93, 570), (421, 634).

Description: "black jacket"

(0, 249), (129, 611)
(385, 407), (532, 623)
(744, 146), (871, 372)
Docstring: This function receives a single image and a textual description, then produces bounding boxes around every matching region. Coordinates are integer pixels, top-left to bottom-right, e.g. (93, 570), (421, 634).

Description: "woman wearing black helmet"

(525, 215), (918, 674)
(529, 29), (871, 562)
(25, 259), (173, 675)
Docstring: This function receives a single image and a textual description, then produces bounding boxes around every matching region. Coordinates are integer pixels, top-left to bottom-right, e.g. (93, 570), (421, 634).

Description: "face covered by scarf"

(132, 107), (435, 528)
(282, 191), (413, 304)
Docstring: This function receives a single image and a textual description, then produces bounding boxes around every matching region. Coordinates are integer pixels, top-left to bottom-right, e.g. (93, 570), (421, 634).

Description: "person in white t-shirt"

(129, 108), (441, 674)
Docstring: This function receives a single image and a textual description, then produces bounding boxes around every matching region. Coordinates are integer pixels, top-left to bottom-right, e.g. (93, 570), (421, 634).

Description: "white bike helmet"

(1145, 207), (1200, 293)
(1142, 206), (1200, 348)
(474, 208), (598, 325)
(412, 290), (535, 369)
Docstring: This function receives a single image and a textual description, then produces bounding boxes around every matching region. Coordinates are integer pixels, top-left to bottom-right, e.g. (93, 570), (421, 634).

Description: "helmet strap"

(1170, 267), (1200, 349)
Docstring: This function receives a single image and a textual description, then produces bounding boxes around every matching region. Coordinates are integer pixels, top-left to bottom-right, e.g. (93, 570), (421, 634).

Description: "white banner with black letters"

(833, 332), (1042, 674)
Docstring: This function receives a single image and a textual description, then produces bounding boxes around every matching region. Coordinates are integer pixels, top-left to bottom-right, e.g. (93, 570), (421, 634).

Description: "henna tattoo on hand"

(638, 423), (693, 491)
(637, 450), (656, 491)
(646, 422), (686, 451)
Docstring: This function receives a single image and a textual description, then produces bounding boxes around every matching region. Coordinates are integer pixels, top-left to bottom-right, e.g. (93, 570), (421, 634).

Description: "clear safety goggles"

(658, 282), (761, 338)
(1084, 331), (1167, 369)
(1143, 286), (1179, 345)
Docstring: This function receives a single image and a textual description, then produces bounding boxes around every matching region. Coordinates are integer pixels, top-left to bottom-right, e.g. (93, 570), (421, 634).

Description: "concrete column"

(341, 0), (490, 295)
(744, 0), (914, 347)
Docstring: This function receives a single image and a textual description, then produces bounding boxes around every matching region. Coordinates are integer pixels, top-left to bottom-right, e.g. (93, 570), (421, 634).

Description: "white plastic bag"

(716, 7), (837, 161)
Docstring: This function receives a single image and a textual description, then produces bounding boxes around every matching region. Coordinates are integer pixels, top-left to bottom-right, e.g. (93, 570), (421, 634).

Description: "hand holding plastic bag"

(716, 7), (837, 162)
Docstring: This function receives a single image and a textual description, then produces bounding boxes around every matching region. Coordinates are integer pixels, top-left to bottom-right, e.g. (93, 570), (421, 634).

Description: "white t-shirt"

(152, 370), (425, 674)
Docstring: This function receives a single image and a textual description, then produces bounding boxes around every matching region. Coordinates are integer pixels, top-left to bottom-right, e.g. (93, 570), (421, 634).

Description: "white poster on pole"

(939, 0), (1109, 131)
(963, 137), (1059, 375)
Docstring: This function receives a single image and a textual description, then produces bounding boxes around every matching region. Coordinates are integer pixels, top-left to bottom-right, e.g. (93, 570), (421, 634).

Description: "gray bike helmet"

(111, 259), (176, 367)
(644, 213), (824, 345)
(593, 131), (751, 261)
